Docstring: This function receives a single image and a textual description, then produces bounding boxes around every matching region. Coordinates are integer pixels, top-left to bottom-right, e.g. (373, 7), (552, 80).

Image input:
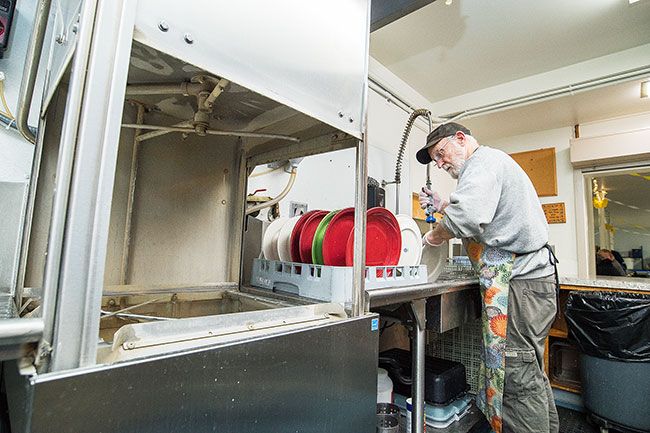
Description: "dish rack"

(251, 259), (427, 306)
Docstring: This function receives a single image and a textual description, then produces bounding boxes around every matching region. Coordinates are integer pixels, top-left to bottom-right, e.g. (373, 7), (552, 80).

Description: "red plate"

(345, 208), (401, 266)
(298, 210), (329, 263)
(322, 207), (355, 266)
(290, 210), (321, 262)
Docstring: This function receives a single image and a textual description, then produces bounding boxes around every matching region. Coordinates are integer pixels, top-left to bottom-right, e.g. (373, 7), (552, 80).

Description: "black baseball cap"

(416, 122), (471, 164)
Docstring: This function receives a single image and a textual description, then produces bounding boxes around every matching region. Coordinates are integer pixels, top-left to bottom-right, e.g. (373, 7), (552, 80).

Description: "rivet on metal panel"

(223, 169), (229, 174)
(338, 111), (344, 118)
(158, 21), (169, 32)
(184, 33), (194, 44)
(221, 200), (227, 205)
(72, 15), (80, 34)
(107, 298), (116, 307)
(348, 117), (354, 123)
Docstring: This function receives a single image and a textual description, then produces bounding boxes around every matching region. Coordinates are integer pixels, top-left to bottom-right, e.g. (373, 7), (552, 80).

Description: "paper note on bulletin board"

(509, 147), (557, 197)
(542, 202), (566, 224)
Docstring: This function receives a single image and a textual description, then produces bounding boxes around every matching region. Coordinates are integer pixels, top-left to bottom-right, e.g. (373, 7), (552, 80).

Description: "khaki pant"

(502, 277), (559, 433)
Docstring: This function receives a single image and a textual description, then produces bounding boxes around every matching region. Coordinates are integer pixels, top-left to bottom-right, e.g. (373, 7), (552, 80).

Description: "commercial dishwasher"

(3, 1), (377, 431)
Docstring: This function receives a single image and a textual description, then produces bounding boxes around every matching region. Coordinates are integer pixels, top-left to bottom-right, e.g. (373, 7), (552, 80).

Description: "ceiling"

(457, 78), (650, 142)
(370, 0), (650, 139)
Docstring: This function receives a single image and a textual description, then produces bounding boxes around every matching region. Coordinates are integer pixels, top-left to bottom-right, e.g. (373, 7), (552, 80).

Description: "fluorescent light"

(642, 81), (649, 99)
(629, 0), (641, 4)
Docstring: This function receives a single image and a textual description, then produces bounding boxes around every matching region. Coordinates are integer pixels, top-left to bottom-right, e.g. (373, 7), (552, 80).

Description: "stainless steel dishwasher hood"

(5, 1), (376, 431)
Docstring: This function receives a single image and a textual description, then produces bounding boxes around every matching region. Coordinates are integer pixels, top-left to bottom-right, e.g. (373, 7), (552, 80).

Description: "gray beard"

(448, 159), (465, 179)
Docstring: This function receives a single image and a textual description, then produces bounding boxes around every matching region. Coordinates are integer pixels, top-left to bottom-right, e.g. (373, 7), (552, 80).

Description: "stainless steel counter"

(367, 277), (479, 308)
(560, 276), (650, 292)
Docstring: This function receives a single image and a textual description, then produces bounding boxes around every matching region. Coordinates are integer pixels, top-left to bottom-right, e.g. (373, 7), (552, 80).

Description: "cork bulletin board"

(509, 147), (557, 197)
(542, 202), (566, 224)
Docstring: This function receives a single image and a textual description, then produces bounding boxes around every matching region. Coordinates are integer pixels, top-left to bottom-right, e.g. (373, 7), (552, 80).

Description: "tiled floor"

(558, 407), (598, 433)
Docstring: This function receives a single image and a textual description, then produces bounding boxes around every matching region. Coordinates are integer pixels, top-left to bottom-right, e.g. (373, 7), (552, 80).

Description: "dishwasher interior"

(21, 39), (363, 367)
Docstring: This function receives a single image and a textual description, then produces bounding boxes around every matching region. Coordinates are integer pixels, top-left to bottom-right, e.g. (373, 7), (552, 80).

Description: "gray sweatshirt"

(441, 146), (554, 279)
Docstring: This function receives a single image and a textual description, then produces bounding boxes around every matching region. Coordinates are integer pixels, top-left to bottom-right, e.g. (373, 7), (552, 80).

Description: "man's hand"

(422, 230), (445, 247)
(422, 222), (455, 248)
(418, 187), (449, 214)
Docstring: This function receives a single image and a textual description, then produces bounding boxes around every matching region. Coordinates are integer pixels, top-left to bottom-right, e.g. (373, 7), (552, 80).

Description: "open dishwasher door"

(6, 305), (378, 433)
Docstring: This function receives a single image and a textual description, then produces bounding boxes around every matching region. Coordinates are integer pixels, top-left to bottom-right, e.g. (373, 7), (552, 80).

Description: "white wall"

(247, 88), (456, 221)
(484, 127), (579, 276)
(579, 111), (650, 137)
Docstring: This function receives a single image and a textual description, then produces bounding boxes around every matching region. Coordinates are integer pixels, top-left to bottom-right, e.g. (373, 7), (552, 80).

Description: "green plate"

(312, 210), (339, 265)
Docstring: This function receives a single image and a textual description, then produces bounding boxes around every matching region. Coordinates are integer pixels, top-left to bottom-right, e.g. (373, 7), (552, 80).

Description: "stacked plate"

(260, 209), (423, 267)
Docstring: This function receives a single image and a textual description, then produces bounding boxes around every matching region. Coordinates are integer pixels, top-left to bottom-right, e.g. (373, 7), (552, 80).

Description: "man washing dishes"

(417, 123), (559, 433)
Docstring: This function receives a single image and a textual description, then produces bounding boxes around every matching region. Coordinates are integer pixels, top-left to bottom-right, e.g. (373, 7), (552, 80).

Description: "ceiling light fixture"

(642, 81), (649, 99)
(629, 0), (641, 4)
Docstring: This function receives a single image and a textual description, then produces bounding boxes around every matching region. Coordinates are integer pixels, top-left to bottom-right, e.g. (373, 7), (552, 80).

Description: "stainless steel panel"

(41, 0), (82, 112)
(8, 316), (379, 433)
(242, 216), (263, 285)
(352, 136), (369, 316)
(4, 360), (34, 433)
(426, 288), (480, 333)
(116, 133), (241, 285)
(0, 181), (28, 295)
(104, 103), (137, 285)
(22, 87), (66, 291)
(45, 0), (138, 371)
(103, 302), (346, 364)
(0, 293), (43, 362)
(410, 299), (426, 433)
(367, 279), (478, 308)
(133, 0), (370, 139)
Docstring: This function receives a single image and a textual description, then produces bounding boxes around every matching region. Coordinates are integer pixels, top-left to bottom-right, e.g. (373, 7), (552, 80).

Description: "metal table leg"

(409, 299), (426, 433)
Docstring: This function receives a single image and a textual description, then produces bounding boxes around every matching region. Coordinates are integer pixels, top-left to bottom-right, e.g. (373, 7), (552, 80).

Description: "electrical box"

(368, 177), (385, 209)
(0, 0), (16, 57)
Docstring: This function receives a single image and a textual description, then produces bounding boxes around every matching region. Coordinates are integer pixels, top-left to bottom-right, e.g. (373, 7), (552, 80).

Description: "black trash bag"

(564, 291), (650, 362)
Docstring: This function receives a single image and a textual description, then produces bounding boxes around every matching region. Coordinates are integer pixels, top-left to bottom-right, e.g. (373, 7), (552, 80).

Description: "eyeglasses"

(432, 136), (454, 163)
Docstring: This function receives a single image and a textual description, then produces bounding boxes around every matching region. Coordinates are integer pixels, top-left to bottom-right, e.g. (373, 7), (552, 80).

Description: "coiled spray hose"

(393, 109), (433, 214)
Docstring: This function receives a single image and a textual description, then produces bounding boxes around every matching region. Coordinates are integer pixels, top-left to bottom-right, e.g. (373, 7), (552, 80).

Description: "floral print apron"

(465, 240), (515, 433)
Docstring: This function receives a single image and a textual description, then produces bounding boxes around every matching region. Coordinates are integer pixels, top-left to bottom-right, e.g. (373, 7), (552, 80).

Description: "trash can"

(565, 291), (650, 432)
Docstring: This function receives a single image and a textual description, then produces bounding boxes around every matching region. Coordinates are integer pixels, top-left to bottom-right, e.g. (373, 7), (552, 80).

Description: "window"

(586, 167), (650, 279)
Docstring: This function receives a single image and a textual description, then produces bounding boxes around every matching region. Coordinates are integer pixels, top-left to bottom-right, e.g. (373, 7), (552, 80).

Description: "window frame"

(575, 161), (650, 279)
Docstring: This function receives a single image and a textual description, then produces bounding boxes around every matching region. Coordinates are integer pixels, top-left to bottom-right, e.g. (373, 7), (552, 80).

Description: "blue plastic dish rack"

(251, 259), (427, 306)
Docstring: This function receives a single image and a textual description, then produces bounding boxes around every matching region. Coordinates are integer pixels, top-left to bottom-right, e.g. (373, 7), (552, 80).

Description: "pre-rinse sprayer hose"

(395, 108), (431, 186)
